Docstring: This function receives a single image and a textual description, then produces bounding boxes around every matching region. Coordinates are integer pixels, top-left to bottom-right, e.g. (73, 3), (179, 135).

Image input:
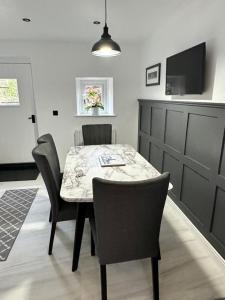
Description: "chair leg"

(151, 258), (159, 300)
(91, 231), (95, 256)
(49, 209), (52, 223)
(48, 222), (56, 255)
(100, 265), (107, 300)
(72, 204), (86, 272)
(158, 248), (161, 260)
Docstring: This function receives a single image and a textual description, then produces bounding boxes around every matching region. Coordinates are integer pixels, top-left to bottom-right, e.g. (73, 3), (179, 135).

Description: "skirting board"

(0, 162), (39, 182)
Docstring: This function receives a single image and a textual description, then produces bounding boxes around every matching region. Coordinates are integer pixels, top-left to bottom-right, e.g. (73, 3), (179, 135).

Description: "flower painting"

(84, 85), (104, 111)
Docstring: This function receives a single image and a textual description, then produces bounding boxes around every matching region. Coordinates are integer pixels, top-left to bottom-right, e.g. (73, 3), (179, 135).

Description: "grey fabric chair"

(37, 133), (61, 174)
(91, 172), (170, 300)
(32, 143), (78, 255)
(32, 143), (95, 259)
(32, 143), (77, 255)
(37, 133), (62, 222)
(82, 124), (112, 145)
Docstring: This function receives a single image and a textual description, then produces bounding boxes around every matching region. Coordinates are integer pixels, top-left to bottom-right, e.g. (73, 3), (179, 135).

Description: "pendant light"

(92, 0), (121, 57)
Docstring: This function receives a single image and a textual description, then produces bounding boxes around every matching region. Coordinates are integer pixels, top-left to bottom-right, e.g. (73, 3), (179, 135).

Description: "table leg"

(72, 203), (86, 272)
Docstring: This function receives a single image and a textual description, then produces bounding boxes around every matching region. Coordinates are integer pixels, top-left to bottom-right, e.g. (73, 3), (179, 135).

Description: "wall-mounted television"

(166, 42), (206, 95)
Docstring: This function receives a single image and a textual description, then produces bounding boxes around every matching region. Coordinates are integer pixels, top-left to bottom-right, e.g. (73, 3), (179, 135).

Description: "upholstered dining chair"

(82, 124), (112, 145)
(90, 172), (170, 300)
(37, 133), (61, 174)
(37, 133), (62, 222)
(32, 143), (94, 256)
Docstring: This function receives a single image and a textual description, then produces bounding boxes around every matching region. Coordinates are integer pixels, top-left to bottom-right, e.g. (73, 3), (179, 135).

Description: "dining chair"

(91, 172), (170, 300)
(37, 133), (62, 222)
(37, 133), (61, 173)
(82, 124), (112, 145)
(32, 143), (94, 256)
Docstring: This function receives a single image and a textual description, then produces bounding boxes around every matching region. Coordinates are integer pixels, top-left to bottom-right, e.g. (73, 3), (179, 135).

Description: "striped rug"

(0, 188), (38, 261)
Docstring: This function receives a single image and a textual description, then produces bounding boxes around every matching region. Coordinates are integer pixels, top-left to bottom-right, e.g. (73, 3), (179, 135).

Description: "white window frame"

(75, 77), (114, 117)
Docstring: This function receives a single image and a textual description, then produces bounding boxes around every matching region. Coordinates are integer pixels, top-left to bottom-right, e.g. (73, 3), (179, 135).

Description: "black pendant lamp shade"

(92, 0), (121, 57)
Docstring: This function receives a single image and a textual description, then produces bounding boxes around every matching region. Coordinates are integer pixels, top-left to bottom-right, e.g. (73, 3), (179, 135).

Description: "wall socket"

(53, 110), (58, 116)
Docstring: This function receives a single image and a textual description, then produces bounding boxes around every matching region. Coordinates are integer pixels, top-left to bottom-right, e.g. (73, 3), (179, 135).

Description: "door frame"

(0, 56), (39, 143)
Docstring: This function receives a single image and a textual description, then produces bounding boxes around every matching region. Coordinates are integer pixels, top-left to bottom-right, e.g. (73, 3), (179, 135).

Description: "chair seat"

(58, 201), (78, 222)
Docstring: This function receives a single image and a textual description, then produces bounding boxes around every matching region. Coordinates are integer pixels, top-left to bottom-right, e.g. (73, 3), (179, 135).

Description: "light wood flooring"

(0, 177), (225, 300)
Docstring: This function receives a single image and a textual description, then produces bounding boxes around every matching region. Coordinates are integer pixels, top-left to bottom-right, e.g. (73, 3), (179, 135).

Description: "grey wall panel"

(139, 135), (150, 161)
(151, 107), (164, 140)
(219, 132), (225, 178)
(140, 104), (151, 134)
(185, 113), (219, 169)
(150, 143), (162, 171)
(138, 99), (225, 260)
(211, 188), (225, 246)
(181, 166), (211, 226)
(165, 110), (185, 153)
(163, 152), (180, 199)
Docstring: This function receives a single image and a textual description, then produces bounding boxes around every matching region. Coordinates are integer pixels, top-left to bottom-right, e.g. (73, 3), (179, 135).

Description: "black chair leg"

(100, 265), (107, 300)
(48, 221), (56, 255)
(49, 209), (52, 223)
(91, 231), (95, 256)
(72, 204), (86, 271)
(158, 247), (161, 260)
(151, 258), (159, 300)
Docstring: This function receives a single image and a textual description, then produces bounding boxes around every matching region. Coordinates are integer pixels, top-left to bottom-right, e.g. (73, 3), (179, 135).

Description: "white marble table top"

(60, 144), (172, 203)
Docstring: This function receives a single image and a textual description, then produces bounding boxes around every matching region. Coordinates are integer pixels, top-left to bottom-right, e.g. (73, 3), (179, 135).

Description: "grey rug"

(0, 188), (38, 261)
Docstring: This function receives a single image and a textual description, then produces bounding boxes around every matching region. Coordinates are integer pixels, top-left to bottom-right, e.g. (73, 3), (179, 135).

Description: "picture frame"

(146, 63), (161, 86)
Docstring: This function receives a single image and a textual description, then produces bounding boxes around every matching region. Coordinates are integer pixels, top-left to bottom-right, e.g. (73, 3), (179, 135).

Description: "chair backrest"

(32, 143), (62, 219)
(92, 172), (170, 265)
(82, 124), (112, 145)
(37, 133), (61, 172)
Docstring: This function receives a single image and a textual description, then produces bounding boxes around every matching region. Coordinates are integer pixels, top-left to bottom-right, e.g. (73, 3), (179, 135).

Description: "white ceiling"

(0, 0), (222, 42)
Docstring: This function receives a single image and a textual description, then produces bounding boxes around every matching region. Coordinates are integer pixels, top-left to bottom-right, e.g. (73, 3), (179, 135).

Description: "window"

(0, 79), (20, 105)
(76, 77), (114, 116)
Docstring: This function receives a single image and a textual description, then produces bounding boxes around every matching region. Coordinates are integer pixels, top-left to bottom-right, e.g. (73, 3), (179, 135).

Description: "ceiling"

(0, 0), (222, 42)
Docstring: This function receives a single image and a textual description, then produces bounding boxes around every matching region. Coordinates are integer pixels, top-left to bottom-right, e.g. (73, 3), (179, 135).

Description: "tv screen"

(166, 42), (206, 95)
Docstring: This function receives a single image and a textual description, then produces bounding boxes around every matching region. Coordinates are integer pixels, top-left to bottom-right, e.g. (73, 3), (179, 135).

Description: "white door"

(0, 62), (38, 163)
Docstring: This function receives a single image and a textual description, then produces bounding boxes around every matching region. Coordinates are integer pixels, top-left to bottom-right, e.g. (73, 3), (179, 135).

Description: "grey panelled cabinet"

(138, 99), (225, 260)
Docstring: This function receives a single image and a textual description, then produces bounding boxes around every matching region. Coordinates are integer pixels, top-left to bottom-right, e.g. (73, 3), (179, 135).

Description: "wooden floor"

(0, 177), (225, 300)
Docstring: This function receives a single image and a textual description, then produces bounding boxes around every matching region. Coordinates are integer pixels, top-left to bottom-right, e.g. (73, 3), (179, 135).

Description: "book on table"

(99, 154), (126, 167)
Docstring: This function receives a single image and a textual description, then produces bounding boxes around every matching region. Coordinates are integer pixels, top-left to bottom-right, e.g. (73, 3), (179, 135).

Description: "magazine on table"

(99, 154), (126, 167)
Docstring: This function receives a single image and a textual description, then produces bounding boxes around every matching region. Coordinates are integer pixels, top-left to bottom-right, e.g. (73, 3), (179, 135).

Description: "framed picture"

(146, 63), (161, 86)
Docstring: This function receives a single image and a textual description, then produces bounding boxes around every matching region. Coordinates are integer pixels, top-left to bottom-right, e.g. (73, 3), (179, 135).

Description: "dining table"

(60, 144), (172, 271)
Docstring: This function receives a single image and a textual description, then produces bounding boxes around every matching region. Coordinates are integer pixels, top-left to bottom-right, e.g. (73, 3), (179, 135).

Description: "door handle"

(28, 115), (36, 123)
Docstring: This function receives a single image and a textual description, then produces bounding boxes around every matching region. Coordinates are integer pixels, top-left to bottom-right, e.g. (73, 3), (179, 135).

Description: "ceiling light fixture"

(91, 0), (121, 57)
(22, 18), (31, 22)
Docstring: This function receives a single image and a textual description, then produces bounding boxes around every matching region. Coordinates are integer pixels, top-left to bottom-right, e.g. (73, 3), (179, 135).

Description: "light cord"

(105, 0), (107, 25)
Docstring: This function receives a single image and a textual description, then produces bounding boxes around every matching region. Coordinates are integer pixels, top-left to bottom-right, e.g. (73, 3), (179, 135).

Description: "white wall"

(0, 41), (140, 164)
(139, 0), (225, 102)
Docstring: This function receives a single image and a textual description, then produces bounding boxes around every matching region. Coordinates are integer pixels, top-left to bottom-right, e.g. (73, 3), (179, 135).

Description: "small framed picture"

(146, 63), (161, 86)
